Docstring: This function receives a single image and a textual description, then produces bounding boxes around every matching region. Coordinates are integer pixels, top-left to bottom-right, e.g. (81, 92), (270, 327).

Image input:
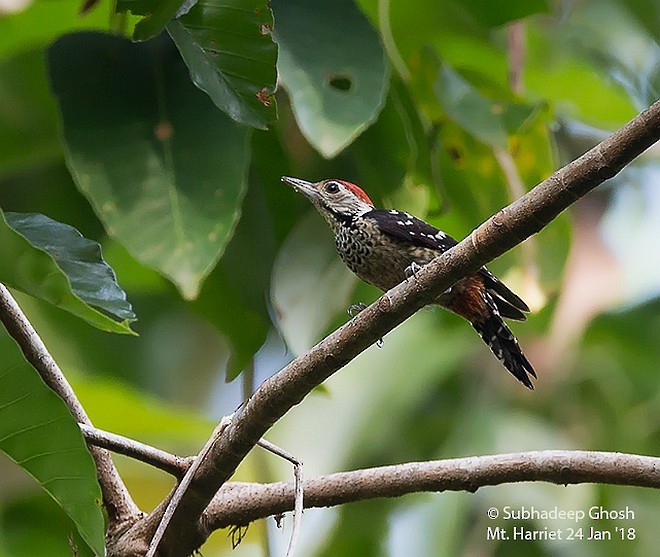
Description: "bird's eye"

(325, 181), (340, 194)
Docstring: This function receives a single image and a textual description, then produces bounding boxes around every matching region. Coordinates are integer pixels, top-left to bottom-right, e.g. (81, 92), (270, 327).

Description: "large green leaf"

(167, 0), (278, 129)
(48, 32), (251, 300)
(0, 328), (105, 556)
(0, 209), (135, 334)
(5, 212), (135, 323)
(0, 49), (61, 178)
(273, 0), (389, 158)
(116, 0), (187, 41)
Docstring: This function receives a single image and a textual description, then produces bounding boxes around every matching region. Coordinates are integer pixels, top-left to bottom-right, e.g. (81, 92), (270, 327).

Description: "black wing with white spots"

(365, 209), (459, 253)
(366, 209), (530, 321)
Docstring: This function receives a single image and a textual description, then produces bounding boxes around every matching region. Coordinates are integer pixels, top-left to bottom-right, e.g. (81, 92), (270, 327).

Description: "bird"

(282, 176), (537, 389)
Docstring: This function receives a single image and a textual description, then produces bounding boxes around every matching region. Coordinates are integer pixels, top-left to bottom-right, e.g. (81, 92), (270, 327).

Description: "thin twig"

(146, 414), (235, 557)
(80, 424), (191, 478)
(0, 283), (140, 528)
(204, 450), (660, 529)
(257, 439), (304, 557)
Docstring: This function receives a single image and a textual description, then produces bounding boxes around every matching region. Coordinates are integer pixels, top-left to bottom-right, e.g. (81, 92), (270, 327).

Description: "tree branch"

(115, 100), (660, 556)
(203, 450), (660, 529)
(146, 415), (234, 557)
(255, 439), (304, 557)
(80, 424), (192, 478)
(0, 284), (142, 532)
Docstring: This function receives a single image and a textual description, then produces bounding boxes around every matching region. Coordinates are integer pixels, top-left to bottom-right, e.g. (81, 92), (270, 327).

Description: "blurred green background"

(0, 0), (659, 555)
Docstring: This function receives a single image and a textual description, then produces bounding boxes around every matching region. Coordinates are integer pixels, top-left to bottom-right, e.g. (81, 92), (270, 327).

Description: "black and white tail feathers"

(471, 294), (537, 389)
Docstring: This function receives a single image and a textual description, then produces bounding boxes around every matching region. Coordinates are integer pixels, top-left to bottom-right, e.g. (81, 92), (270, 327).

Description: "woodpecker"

(282, 176), (537, 389)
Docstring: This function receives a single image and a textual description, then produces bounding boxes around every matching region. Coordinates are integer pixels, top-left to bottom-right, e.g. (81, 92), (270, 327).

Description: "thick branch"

(121, 101), (660, 556)
(204, 450), (660, 529)
(0, 284), (141, 531)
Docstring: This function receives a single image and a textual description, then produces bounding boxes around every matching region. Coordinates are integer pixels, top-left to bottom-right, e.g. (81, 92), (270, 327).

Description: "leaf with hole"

(273, 0), (389, 158)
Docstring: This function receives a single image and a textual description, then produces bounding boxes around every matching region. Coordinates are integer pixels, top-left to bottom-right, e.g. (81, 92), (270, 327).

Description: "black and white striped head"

(282, 177), (375, 221)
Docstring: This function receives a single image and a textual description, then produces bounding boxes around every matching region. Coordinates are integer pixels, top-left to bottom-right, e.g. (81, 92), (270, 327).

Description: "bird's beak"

(281, 176), (319, 201)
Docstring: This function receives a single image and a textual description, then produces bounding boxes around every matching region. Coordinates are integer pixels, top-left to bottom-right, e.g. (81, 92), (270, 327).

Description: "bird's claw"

(405, 261), (422, 280)
(347, 302), (368, 317)
(347, 302), (384, 346)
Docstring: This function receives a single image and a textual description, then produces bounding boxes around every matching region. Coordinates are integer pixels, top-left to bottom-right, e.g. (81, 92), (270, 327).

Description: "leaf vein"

(0, 415), (67, 444)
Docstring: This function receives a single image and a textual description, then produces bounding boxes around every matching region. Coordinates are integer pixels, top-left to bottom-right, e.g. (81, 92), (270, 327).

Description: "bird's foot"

(347, 302), (368, 317)
(347, 302), (384, 346)
(405, 261), (422, 281)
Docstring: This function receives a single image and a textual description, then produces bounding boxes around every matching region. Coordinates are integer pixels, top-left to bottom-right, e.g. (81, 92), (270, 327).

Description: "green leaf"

(48, 32), (251, 300)
(167, 0), (277, 129)
(621, 0), (660, 42)
(432, 121), (509, 237)
(318, 500), (390, 557)
(0, 0), (110, 61)
(358, 0), (548, 83)
(0, 328), (105, 556)
(273, 0), (389, 158)
(5, 212), (135, 322)
(0, 209), (135, 334)
(356, 0), (485, 65)
(1, 493), (96, 557)
(271, 212), (356, 355)
(411, 53), (543, 148)
(525, 22), (638, 128)
(116, 0), (188, 41)
(435, 63), (508, 148)
(351, 78), (438, 202)
(195, 268), (270, 381)
(192, 179), (275, 380)
(0, 49), (61, 178)
(250, 129), (301, 244)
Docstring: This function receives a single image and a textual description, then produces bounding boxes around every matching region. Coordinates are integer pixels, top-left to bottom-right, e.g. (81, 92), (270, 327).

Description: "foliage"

(0, 326), (105, 556)
(0, 0), (658, 555)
